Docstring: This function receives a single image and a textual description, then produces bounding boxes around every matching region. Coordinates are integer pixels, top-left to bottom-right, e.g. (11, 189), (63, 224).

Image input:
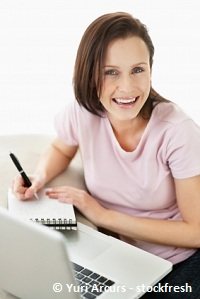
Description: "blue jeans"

(142, 250), (200, 298)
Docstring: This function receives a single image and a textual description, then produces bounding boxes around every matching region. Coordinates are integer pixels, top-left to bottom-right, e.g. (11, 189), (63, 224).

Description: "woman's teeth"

(113, 97), (137, 104)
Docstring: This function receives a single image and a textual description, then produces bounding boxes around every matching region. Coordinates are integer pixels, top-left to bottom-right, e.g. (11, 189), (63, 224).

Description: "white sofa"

(0, 134), (94, 299)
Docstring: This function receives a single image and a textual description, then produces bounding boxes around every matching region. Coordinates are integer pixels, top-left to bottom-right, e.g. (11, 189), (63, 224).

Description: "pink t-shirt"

(55, 100), (200, 264)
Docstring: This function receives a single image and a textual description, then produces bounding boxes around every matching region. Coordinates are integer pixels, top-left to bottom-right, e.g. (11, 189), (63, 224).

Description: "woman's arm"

(47, 175), (200, 248)
(33, 137), (78, 184)
(101, 175), (200, 248)
(13, 138), (78, 200)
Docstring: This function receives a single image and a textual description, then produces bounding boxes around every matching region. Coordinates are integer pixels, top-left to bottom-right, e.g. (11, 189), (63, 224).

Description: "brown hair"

(73, 12), (168, 118)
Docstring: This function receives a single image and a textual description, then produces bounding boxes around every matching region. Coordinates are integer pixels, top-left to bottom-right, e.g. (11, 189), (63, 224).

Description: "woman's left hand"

(46, 186), (107, 226)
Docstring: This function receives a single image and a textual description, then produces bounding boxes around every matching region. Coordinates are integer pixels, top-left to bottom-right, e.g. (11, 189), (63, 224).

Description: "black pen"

(9, 152), (39, 200)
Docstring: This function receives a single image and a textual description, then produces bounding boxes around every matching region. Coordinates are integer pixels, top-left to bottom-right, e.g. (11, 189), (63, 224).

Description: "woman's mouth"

(112, 97), (139, 107)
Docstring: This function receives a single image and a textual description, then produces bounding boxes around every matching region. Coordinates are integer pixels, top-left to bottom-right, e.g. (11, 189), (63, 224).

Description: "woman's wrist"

(32, 171), (48, 188)
(96, 208), (113, 229)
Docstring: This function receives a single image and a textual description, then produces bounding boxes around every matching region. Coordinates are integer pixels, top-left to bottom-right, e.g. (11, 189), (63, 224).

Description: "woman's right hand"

(11, 139), (77, 201)
(12, 174), (45, 200)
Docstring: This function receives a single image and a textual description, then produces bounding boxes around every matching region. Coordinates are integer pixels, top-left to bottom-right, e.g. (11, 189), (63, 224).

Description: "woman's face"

(99, 36), (151, 123)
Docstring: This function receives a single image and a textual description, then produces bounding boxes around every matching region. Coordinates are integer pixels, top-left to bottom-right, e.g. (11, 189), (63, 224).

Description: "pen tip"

(34, 193), (39, 200)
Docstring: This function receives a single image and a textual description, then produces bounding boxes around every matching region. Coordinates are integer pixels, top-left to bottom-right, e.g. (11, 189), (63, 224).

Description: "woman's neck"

(108, 115), (147, 136)
(107, 115), (149, 152)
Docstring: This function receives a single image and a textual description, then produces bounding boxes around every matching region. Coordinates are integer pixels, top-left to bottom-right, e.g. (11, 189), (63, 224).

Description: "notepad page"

(8, 188), (76, 222)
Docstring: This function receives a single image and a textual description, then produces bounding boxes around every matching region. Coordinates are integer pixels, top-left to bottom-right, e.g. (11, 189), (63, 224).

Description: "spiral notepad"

(8, 188), (77, 230)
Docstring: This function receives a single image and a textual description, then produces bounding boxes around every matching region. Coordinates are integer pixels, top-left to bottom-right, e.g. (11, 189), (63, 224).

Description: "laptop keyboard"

(72, 262), (115, 299)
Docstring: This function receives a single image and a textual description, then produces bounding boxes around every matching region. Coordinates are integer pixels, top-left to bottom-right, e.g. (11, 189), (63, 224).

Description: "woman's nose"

(116, 75), (134, 93)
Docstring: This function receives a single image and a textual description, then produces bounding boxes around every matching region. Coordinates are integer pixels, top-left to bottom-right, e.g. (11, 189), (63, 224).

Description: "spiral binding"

(29, 217), (77, 230)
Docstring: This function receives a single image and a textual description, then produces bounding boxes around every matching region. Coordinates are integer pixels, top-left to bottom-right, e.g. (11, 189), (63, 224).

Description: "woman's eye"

(104, 69), (118, 76)
(132, 67), (144, 74)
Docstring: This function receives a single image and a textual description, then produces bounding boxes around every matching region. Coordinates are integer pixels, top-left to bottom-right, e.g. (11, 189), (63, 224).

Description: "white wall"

(0, 0), (200, 135)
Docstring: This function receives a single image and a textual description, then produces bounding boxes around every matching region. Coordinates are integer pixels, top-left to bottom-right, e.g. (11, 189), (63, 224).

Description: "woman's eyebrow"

(103, 62), (148, 68)
(103, 65), (119, 68)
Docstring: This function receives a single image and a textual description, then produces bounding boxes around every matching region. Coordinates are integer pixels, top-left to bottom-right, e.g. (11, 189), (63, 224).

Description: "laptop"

(0, 207), (172, 299)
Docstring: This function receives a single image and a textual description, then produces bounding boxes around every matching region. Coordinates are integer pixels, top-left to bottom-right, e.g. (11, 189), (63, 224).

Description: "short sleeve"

(166, 119), (200, 179)
(54, 101), (79, 146)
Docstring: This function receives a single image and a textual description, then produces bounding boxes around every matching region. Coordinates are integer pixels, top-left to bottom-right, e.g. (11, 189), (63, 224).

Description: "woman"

(13, 12), (200, 298)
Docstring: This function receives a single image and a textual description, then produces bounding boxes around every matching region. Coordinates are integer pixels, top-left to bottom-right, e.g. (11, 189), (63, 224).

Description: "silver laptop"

(0, 207), (172, 299)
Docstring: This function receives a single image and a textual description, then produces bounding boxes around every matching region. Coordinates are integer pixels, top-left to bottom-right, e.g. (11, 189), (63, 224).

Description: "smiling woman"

(12, 11), (200, 299)
(100, 36), (151, 126)
(74, 12), (159, 118)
